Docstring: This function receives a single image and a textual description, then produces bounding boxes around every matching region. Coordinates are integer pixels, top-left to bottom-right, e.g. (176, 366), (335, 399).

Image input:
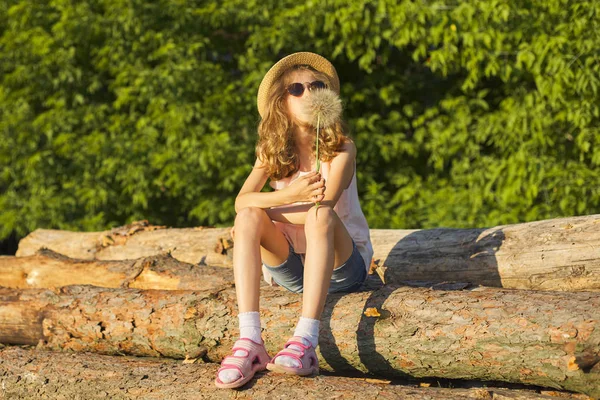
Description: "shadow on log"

(375, 214), (600, 291)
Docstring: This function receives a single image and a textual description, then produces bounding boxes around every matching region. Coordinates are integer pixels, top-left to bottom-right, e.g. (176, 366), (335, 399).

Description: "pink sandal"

(214, 338), (271, 389)
(266, 336), (320, 376)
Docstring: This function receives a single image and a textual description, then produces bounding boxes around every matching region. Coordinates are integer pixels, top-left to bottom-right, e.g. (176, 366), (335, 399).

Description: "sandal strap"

(216, 338), (269, 385)
(270, 336), (319, 370)
(279, 347), (305, 357)
(285, 336), (312, 350)
(275, 351), (304, 366)
(222, 355), (249, 368)
(233, 337), (264, 349)
(217, 364), (245, 380)
(230, 347), (250, 357)
(286, 341), (309, 350)
(224, 338), (265, 357)
(220, 340), (266, 369)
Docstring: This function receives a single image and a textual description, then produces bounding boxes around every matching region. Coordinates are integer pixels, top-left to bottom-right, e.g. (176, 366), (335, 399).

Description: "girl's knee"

(235, 207), (270, 235)
(235, 207), (267, 223)
(305, 206), (336, 228)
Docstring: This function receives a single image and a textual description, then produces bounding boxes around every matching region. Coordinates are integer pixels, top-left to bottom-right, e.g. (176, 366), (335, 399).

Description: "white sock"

(275, 316), (320, 368)
(218, 311), (262, 383)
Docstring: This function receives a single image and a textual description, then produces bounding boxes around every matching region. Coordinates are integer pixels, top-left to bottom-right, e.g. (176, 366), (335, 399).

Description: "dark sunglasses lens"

(310, 81), (327, 90)
(288, 83), (304, 96)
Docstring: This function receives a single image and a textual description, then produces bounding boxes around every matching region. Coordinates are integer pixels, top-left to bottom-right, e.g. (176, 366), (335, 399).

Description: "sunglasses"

(286, 80), (328, 97)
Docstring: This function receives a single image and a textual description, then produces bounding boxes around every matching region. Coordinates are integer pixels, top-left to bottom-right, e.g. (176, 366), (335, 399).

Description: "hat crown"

(257, 52), (340, 118)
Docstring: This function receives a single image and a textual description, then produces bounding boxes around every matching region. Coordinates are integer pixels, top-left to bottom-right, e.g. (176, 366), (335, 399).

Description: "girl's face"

(285, 69), (318, 125)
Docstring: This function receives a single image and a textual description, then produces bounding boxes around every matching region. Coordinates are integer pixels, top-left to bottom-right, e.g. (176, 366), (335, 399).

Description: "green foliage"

(0, 0), (598, 242)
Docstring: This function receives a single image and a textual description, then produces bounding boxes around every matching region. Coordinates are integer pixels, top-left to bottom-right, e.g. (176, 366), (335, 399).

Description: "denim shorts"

(262, 239), (367, 294)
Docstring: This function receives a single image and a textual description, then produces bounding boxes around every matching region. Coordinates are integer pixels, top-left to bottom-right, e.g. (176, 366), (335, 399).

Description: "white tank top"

(261, 158), (374, 285)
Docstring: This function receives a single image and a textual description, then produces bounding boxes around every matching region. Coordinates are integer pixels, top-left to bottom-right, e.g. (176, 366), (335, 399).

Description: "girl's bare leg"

(232, 207), (290, 312)
(302, 205), (354, 319)
(217, 207), (291, 384)
(272, 205), (355, 369)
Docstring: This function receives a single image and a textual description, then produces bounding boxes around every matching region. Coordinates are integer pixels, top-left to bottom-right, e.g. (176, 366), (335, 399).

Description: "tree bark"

(1, 285), (598, 397)
(14, 215), (600, 292)
(15, 219), (235, 268)
(0, 248), (233, 291)
(2, 346), (585, 400)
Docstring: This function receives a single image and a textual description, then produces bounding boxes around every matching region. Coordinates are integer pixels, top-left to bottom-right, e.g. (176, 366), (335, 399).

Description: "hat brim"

(257, 52), (340, 118)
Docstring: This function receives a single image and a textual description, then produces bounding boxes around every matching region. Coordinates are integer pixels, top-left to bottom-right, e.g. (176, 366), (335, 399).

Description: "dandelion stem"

(316, 113), (321, 207)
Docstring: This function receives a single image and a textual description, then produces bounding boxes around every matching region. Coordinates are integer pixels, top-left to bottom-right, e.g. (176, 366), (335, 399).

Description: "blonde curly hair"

(256, 64), (354, 181)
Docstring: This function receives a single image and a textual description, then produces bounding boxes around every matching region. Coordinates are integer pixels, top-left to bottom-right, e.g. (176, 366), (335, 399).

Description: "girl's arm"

(235, 190), (294, 213)
(266, 142), (356, 225)
(235, 158), (295, 213)
(266, 202), (315, 224)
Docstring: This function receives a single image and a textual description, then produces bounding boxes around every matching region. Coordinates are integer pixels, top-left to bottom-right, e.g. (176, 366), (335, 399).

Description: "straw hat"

(256, 51), (340, 118)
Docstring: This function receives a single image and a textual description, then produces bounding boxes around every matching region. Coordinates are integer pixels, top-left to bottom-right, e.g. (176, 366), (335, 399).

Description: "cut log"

(2, 346), (586, 400)
(15, 219), (235, 267)
(373, 214), (600, 292)
(0, 248), (233, 291)
(1, 284), (598, 397)
(15, 215), (600, 291)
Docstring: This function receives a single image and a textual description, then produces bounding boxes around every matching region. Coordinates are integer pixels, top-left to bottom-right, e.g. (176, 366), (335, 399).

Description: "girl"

(215, 52), (374, 389)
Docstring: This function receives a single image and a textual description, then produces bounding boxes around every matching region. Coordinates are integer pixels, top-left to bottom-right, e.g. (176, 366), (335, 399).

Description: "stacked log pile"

(14, 214), (600, 292)
(1, 214), (599, 399)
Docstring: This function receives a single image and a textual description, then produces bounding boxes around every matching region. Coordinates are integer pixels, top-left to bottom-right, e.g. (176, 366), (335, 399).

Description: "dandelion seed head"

(299, 89), (342, 128)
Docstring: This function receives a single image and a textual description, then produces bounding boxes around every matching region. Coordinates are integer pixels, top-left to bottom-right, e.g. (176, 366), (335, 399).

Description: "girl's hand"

(286, 171), (326, 204)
